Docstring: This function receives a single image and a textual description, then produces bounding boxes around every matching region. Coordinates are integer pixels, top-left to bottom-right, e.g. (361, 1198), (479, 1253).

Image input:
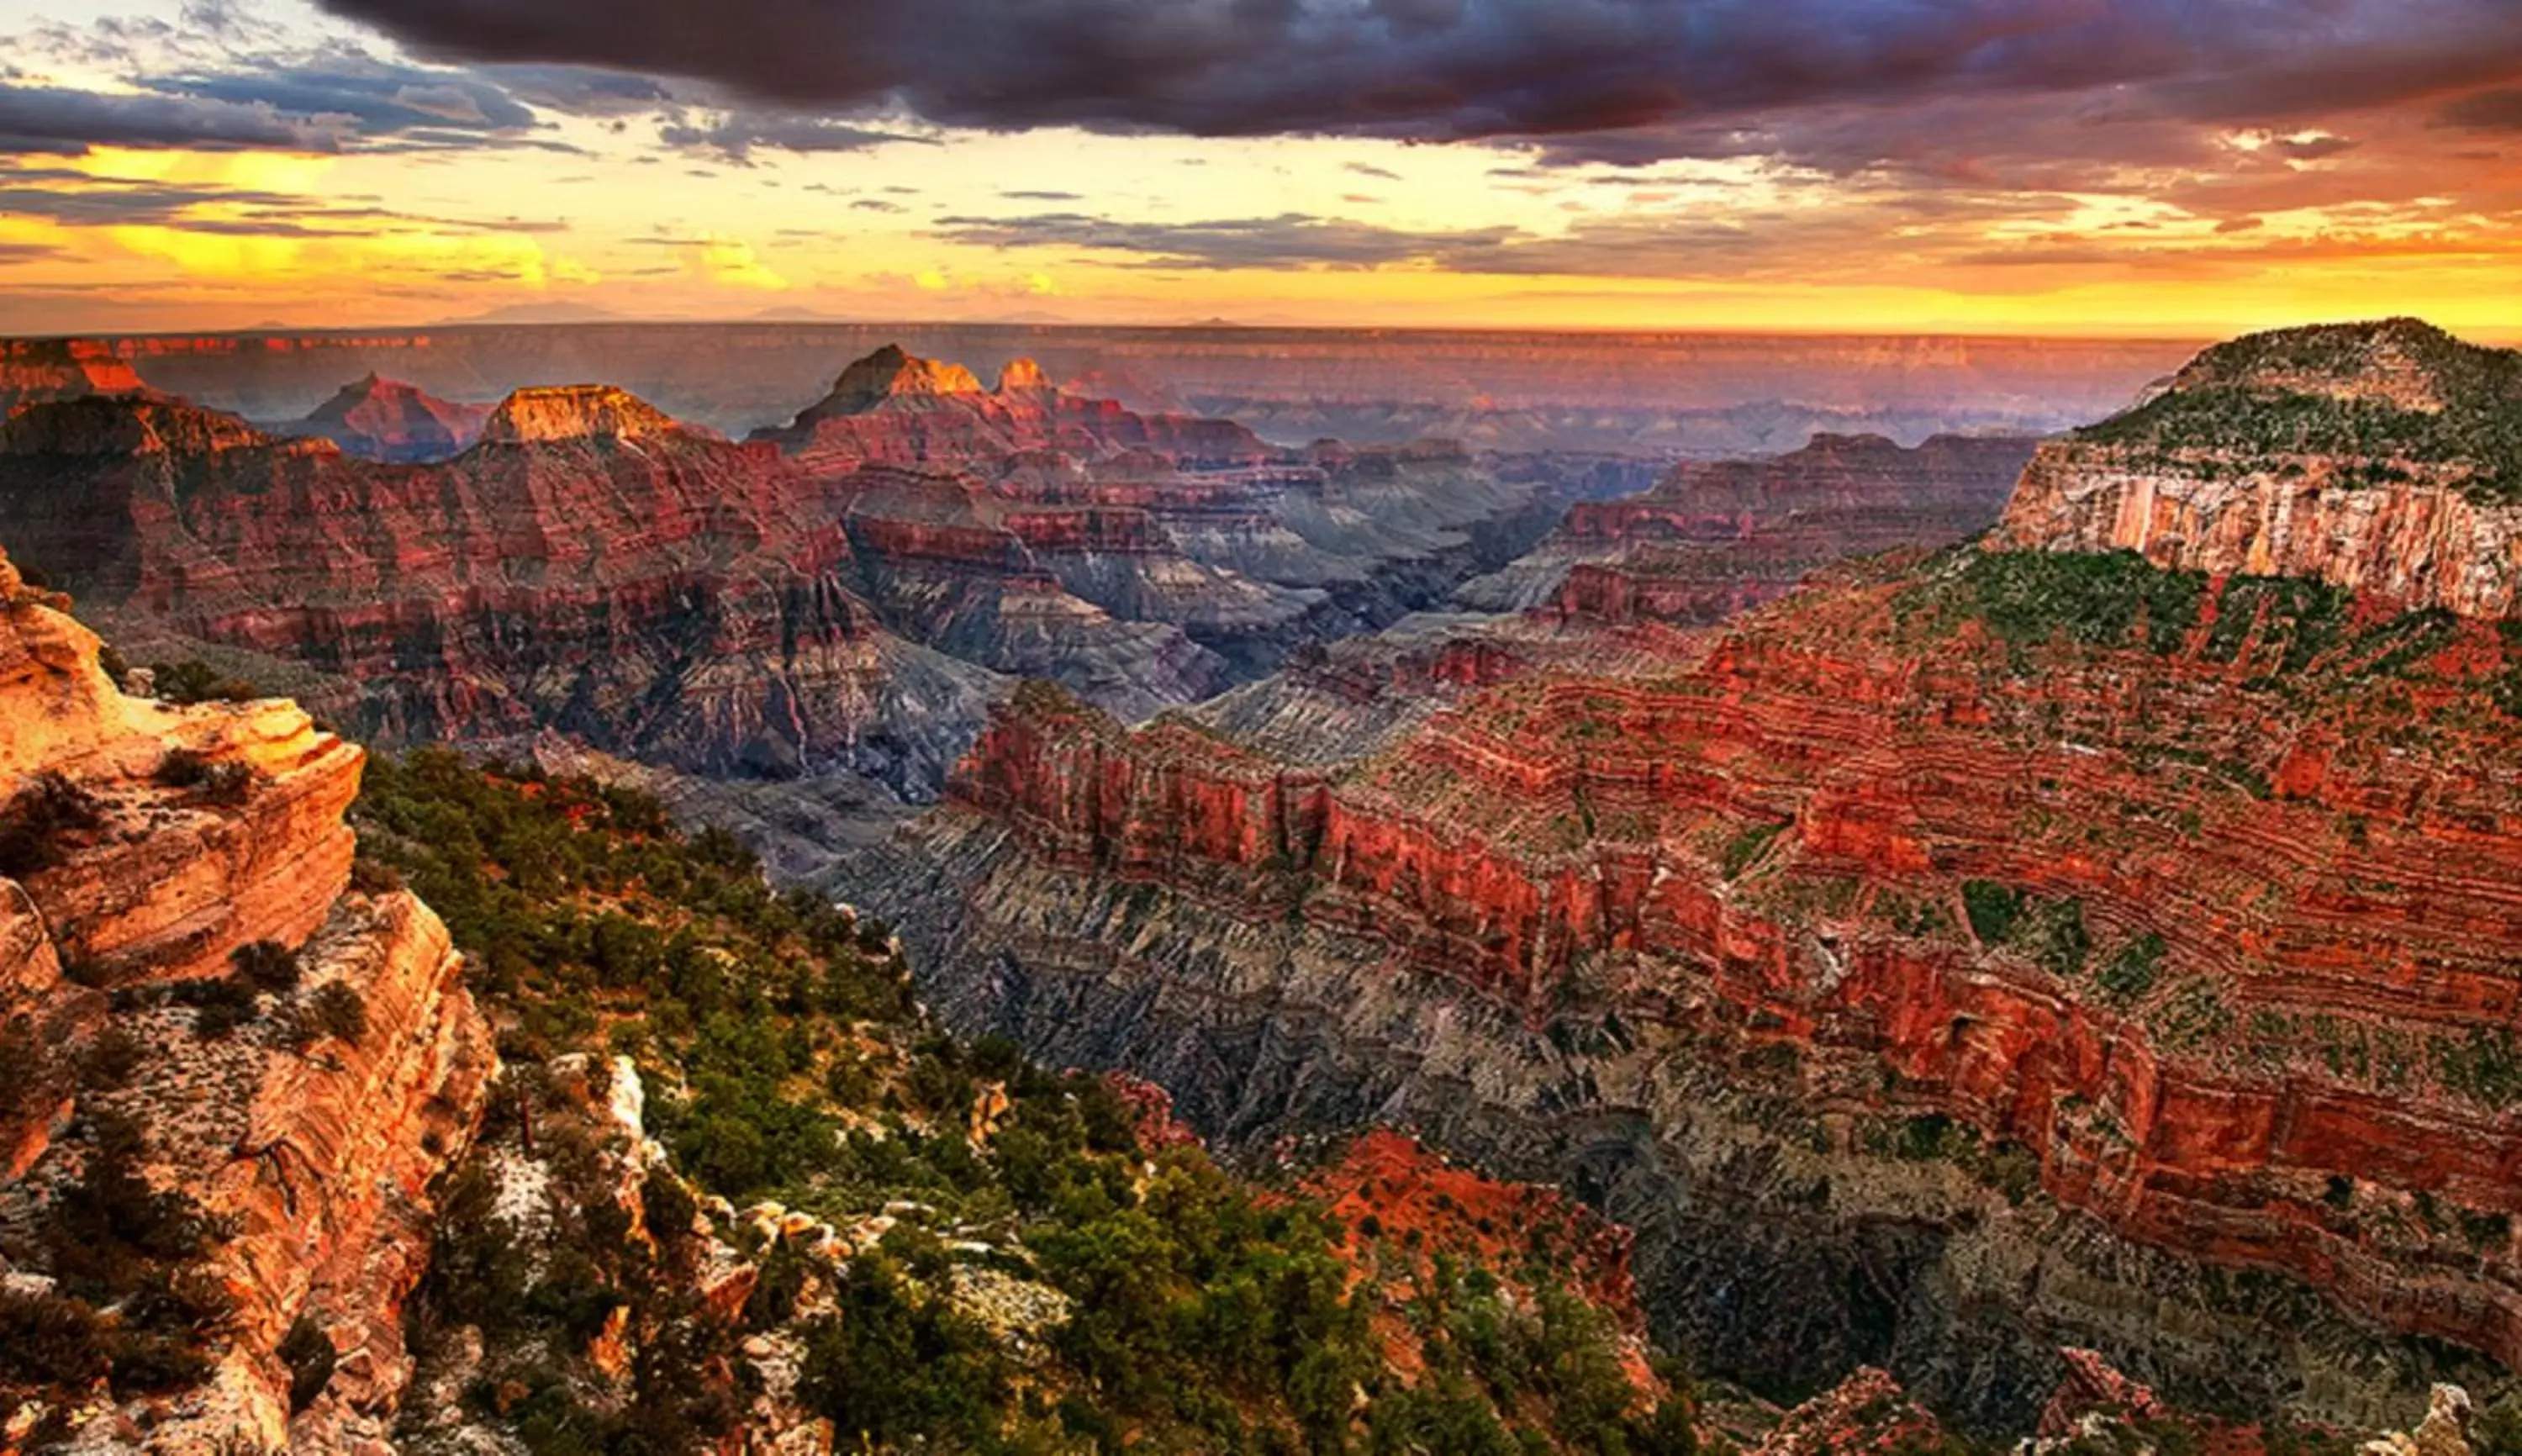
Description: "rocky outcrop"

(476, 382), (678, 445)
(293, 374), (488, 463)
(0, 539), (494, 1452)
(1993, 320), (2522, 616)
(1456, 431), (2036, 620)
(1750, 1368), (1945, 1456)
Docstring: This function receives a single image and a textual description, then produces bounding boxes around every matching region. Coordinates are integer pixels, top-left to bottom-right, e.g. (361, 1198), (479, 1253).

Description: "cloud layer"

(312, 0), (2522, 156)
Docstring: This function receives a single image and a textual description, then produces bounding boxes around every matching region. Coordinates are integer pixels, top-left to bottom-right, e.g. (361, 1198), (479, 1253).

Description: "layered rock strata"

(1994, 319), (2522, 616)
(291, 375), (488, 463)
(863, 323), (2522, 1431)
(1457, 431), (2037, 621)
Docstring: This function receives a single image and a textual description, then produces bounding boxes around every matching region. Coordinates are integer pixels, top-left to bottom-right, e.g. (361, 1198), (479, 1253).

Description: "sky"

(1, 0), (2519, 336)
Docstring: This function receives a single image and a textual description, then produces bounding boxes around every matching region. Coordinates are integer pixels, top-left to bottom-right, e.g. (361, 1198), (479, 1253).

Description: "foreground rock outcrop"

(861, 320), (2522, 1432)
(0, 543), (494, 1451)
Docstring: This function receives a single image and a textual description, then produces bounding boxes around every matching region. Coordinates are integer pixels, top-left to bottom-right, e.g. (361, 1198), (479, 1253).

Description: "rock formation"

(293, 375), (488, 463)
(0, 386), (1002, 796)
(1993, 319), (2522, 616)
(758, 344), (1272, 469)
(0, 339), (144, 418)
(1456, 431), (2037, 621)
(0, 351), (1587, 801)
(58, 323), (2187, 451)
(0, 540), (494, 1452)
(858, 320), (2522, 1430)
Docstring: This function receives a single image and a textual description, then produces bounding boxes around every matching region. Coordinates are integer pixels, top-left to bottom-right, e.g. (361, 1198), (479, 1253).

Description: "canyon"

(6, 314), (2519, 1445)
(854, 319), (2522, 1432)
(1456, 430), (2038, 622)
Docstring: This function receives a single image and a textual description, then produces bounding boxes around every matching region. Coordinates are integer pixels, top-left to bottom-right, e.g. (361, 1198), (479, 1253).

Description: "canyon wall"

(1994, 319), (2522, 617)
(861, 320), (2522, 1432)
(1456, 432), (2037, 620)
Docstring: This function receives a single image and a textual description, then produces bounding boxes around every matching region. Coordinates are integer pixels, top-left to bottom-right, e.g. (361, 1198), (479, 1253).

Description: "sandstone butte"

(874, 319), (2522, 1411)
(754, 342), (1278, 470)
(0, 541), (493, 1452)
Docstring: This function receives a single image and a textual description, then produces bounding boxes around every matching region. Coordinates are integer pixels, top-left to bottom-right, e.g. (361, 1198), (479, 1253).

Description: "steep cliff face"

(1456, 431), (2036, 620)
(293, 375), (488, 463)
(861, 321), (2522, 1431)
(0, 356), (1580, 796)
(1993, 319), (2522, 616)
(0, 541), (493, 1453)
(0, 388), (1002, 795)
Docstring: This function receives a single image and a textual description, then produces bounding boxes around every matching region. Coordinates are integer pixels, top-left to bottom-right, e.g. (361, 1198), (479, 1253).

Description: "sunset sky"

(3, 0), (2519, 336)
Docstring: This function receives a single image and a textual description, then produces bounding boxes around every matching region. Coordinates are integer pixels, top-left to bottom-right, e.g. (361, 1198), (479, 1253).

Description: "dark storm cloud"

(144, 50), (541, 138)
(313, 0), (2522, 157)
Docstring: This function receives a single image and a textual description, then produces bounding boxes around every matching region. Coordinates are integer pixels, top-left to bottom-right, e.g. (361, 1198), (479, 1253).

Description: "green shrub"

(1962, 880), (2022, 946)
(307, 981), (368, 1045)
(149, 660), (260, 705)
(233, 940), (301, 994)
(156, 749), (256, 804)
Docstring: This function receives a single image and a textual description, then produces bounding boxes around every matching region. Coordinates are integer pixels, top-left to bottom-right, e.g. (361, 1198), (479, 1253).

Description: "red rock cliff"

(942, 533), (2522, 1370)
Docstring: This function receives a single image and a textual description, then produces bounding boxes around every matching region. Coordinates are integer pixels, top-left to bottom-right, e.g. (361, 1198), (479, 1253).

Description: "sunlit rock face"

(0, 338), (145, 417)
(1994, 319), (2522, 617)
(0, 387), (1003, 796)
(0, 347), (1591, 799)
(0, 539), (494, 1453)
(861, 321), (2522, 1431)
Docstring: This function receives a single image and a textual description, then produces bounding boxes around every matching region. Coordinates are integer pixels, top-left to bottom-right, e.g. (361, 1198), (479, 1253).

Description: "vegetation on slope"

(2073, 319), (2522, 504)
(356, 748), (1692, 1455)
